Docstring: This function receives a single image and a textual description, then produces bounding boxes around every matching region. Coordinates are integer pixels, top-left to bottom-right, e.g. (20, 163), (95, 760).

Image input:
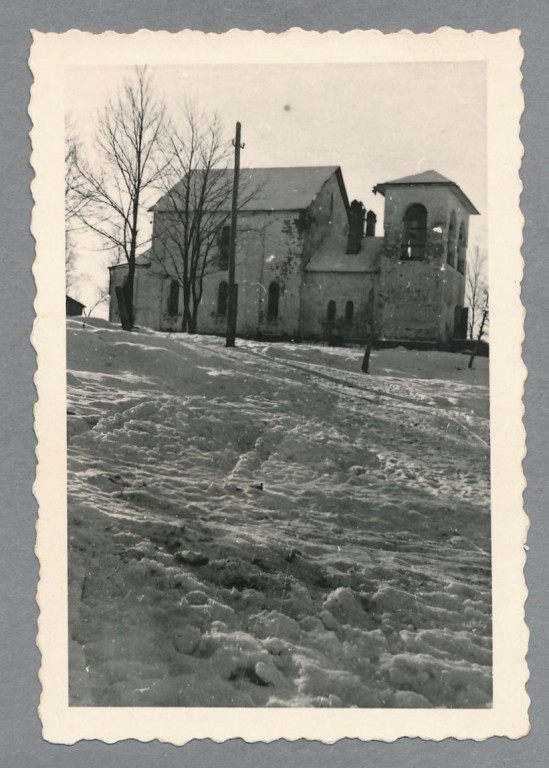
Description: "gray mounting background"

(1, 2), (546, 766)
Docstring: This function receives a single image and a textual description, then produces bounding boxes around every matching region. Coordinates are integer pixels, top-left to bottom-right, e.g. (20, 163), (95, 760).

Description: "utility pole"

(226, 121), (243, 348)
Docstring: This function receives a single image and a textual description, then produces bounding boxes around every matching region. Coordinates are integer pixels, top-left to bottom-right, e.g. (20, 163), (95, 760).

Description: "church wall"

(109, 266), (164, 330)
(302, 173), (350, 264)
(378, 260), (445, 342)
(108, 267), (123, 322)
(440, 266), (466, 340)
(171, 171), (349, 339)
(300, 272), (378, 342)
(196, 212), (268, 336)
(441, 204), (469, 341)
(255, 213), (304, 337)
(124, 170), (350, 338)
(110, 264), (186, 331)
(137, 272), (167, 330)
(378, 186), (469, 343)
(441, 201), (469, 340)
(192, 210), (305, 338)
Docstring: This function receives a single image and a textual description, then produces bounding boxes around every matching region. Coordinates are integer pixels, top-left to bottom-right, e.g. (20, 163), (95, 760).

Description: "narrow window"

(345, 300), (354, 323)
(167, 280), (179, 315)
(457, 222), (467, 274)
(217, 281), (228, 315)
(218, 225), (231, 270)
(267, 282), (280, 320)
(327, 300), (336, 323)
(447, 211), (457, 267)
(401, 203), (428, 260)
(329, 193), (334, 221)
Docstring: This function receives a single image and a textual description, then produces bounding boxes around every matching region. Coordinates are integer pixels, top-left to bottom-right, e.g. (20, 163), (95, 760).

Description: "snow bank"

(67, 319), (491, 707)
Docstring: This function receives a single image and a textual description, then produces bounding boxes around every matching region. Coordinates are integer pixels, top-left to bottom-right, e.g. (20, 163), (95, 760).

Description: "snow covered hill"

(67, 318), (491, 708)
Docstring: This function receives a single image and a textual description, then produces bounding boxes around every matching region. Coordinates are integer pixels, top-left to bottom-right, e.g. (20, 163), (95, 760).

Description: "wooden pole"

(361, 339), (372, 373)
(226, 121), (242, 348)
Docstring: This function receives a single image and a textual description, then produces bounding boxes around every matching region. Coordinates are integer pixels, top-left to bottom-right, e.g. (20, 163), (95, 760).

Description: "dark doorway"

(217, 281), (228, 315)
(345, 300), (354, 323)
(267, 282), (280, 320)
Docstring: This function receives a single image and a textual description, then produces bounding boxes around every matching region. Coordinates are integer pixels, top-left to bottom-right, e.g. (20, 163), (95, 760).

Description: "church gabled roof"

(373, 170), (479, 214)
(150, 166), (349, 214)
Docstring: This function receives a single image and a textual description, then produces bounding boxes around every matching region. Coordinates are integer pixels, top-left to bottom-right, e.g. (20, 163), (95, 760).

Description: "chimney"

(346, 200), (365, 254)
(366, 210), (377, 237)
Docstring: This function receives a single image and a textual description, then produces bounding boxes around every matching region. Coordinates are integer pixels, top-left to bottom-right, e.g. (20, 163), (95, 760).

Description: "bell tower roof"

(373, 170), (479, 215)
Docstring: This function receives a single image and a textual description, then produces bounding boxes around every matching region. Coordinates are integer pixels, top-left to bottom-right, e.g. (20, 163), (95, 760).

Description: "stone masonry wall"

(300, 271), (378, 342)
(378, 185), (469, 343)
(146, 170), (351, 338)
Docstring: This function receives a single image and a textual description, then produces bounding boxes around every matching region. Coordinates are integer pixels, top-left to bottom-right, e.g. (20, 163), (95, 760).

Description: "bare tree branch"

(69, 67), (169, 329)
(81, 286), (110, 319)
(465, 246), (488, 340)
(152, 104), (258, 333)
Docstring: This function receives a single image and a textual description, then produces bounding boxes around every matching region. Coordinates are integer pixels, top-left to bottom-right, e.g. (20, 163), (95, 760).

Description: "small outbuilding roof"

(151, 166), (349, 214)
(65, 295), (85, 309)
(373, 170), (479, 215)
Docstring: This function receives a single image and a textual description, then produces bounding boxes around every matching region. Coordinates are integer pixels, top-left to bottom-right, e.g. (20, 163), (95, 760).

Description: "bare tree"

(65, 235), (78, 295)
(465, 246), (488, 339)
(71, 67), (169, 329)
(65, 120), (86, 226)
(65, 121), (84, 294)
(83, 285), (110, 318)
(152, 106), (256, 333)
(468, 291), (489, 369)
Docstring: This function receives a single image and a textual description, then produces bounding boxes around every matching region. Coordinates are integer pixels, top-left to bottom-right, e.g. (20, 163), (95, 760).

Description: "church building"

(108, 166), (478, 346)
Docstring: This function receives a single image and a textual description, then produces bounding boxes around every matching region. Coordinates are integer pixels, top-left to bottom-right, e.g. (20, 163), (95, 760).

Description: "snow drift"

(67, 318), (491, 708)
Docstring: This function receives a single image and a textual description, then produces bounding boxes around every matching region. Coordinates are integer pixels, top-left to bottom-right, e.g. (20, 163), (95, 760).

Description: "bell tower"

(373, 170), (479, 345)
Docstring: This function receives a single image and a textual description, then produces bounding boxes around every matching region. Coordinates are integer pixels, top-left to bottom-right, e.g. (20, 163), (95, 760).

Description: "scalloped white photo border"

(30, 27), (527, 744)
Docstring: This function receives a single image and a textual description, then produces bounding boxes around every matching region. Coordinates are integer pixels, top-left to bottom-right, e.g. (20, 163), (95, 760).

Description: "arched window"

(167, 280), (179, 315)
(345, 300), (354, 323)
(267, 281), (280, 320)
(218, 225), (231, 270)
(401, 203), (428, 260)
(447, 210), (457, 267)
(457, 222), (467, 274)
(217, 281), (228, 315)
(327, 300), (336, 323)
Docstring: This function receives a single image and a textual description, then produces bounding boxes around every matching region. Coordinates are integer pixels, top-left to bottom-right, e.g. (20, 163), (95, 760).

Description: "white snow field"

(67, 317), (491, 708)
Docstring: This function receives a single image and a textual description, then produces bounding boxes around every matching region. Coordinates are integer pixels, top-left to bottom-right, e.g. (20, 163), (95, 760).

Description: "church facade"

(108, 166), (478, 345)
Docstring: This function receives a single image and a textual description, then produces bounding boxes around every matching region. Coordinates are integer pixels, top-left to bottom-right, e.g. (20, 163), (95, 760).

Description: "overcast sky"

(66, 61), (486, 308)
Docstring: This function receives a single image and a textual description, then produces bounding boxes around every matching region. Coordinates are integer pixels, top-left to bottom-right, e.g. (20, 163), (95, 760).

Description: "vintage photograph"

(32, 29), (526, 742)
(64, 58), (491, 709)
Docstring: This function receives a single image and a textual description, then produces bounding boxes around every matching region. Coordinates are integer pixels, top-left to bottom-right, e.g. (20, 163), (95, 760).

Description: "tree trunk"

(468, 307), (488, 369)
(115, 285), (132, 332)
(189, 302), (199, 334)
(468, 309), (475, 340)
(182, 305), (193, 334)
(123, 263), (135, 329)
